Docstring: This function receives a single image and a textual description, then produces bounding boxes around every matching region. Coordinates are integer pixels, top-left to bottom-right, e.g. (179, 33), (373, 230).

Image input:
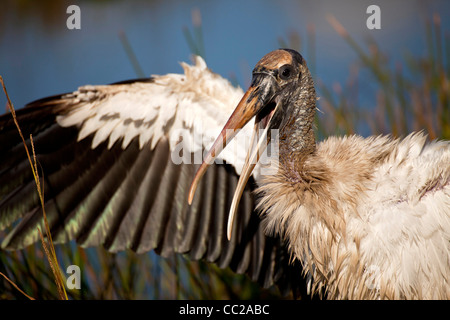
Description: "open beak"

(188, 74), (278, 240)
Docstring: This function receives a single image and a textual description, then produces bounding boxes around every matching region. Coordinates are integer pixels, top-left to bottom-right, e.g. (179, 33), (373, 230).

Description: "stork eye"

(279, 65), (293, 80)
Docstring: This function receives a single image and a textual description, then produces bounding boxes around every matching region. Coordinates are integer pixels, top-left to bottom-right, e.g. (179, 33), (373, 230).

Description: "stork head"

(188, 49), (314, 239)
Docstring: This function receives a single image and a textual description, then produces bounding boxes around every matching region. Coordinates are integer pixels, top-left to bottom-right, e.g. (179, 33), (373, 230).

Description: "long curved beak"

(188, 75), (277, 240)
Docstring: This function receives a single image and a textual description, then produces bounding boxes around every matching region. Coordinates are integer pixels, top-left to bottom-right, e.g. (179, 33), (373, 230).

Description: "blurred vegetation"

(0, 7), (448, 300)
(280, 14), (449, 141)
(318, 14), (449, 141)
(0, 242), (283, 299)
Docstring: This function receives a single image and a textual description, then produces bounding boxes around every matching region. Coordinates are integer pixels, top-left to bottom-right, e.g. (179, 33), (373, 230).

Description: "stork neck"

(279, 70), (317, 165)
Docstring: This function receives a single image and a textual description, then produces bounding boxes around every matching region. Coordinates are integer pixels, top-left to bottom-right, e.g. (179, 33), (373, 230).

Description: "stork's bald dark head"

(189, 49), (315, 239)
(252, 49), (304, 84)
(246, 49), (309, 133)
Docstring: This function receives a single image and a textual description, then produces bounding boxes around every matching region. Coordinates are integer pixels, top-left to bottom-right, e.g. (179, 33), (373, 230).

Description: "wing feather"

(0, 57), (307, 296)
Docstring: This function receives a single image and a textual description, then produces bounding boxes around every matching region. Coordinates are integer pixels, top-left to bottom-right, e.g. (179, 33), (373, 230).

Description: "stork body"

(189, 49), (450, 299)
(1, 50), (449, 299)
(259, 133), (450, 299)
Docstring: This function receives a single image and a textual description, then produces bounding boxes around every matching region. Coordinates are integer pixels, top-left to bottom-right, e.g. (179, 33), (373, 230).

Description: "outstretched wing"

(0, 57), (306, 296)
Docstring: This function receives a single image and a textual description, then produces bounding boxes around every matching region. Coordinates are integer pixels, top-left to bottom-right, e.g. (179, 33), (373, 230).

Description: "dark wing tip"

(0, 84), (309, 298)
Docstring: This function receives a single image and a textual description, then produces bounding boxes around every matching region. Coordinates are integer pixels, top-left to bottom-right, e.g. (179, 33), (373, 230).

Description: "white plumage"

(187, 49), (450, 299)
(55, 56), (264, 178)
(258, 133), (449, 299)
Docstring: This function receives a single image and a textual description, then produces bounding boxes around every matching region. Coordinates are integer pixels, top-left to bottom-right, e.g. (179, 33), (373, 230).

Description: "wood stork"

(190, 49), (450, 299)
(1, 49), (449, 299)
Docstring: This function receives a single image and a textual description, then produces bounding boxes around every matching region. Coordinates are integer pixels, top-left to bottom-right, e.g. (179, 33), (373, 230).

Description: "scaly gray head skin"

(189, 49), (317, 239)
(249, 49), (317, 160)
